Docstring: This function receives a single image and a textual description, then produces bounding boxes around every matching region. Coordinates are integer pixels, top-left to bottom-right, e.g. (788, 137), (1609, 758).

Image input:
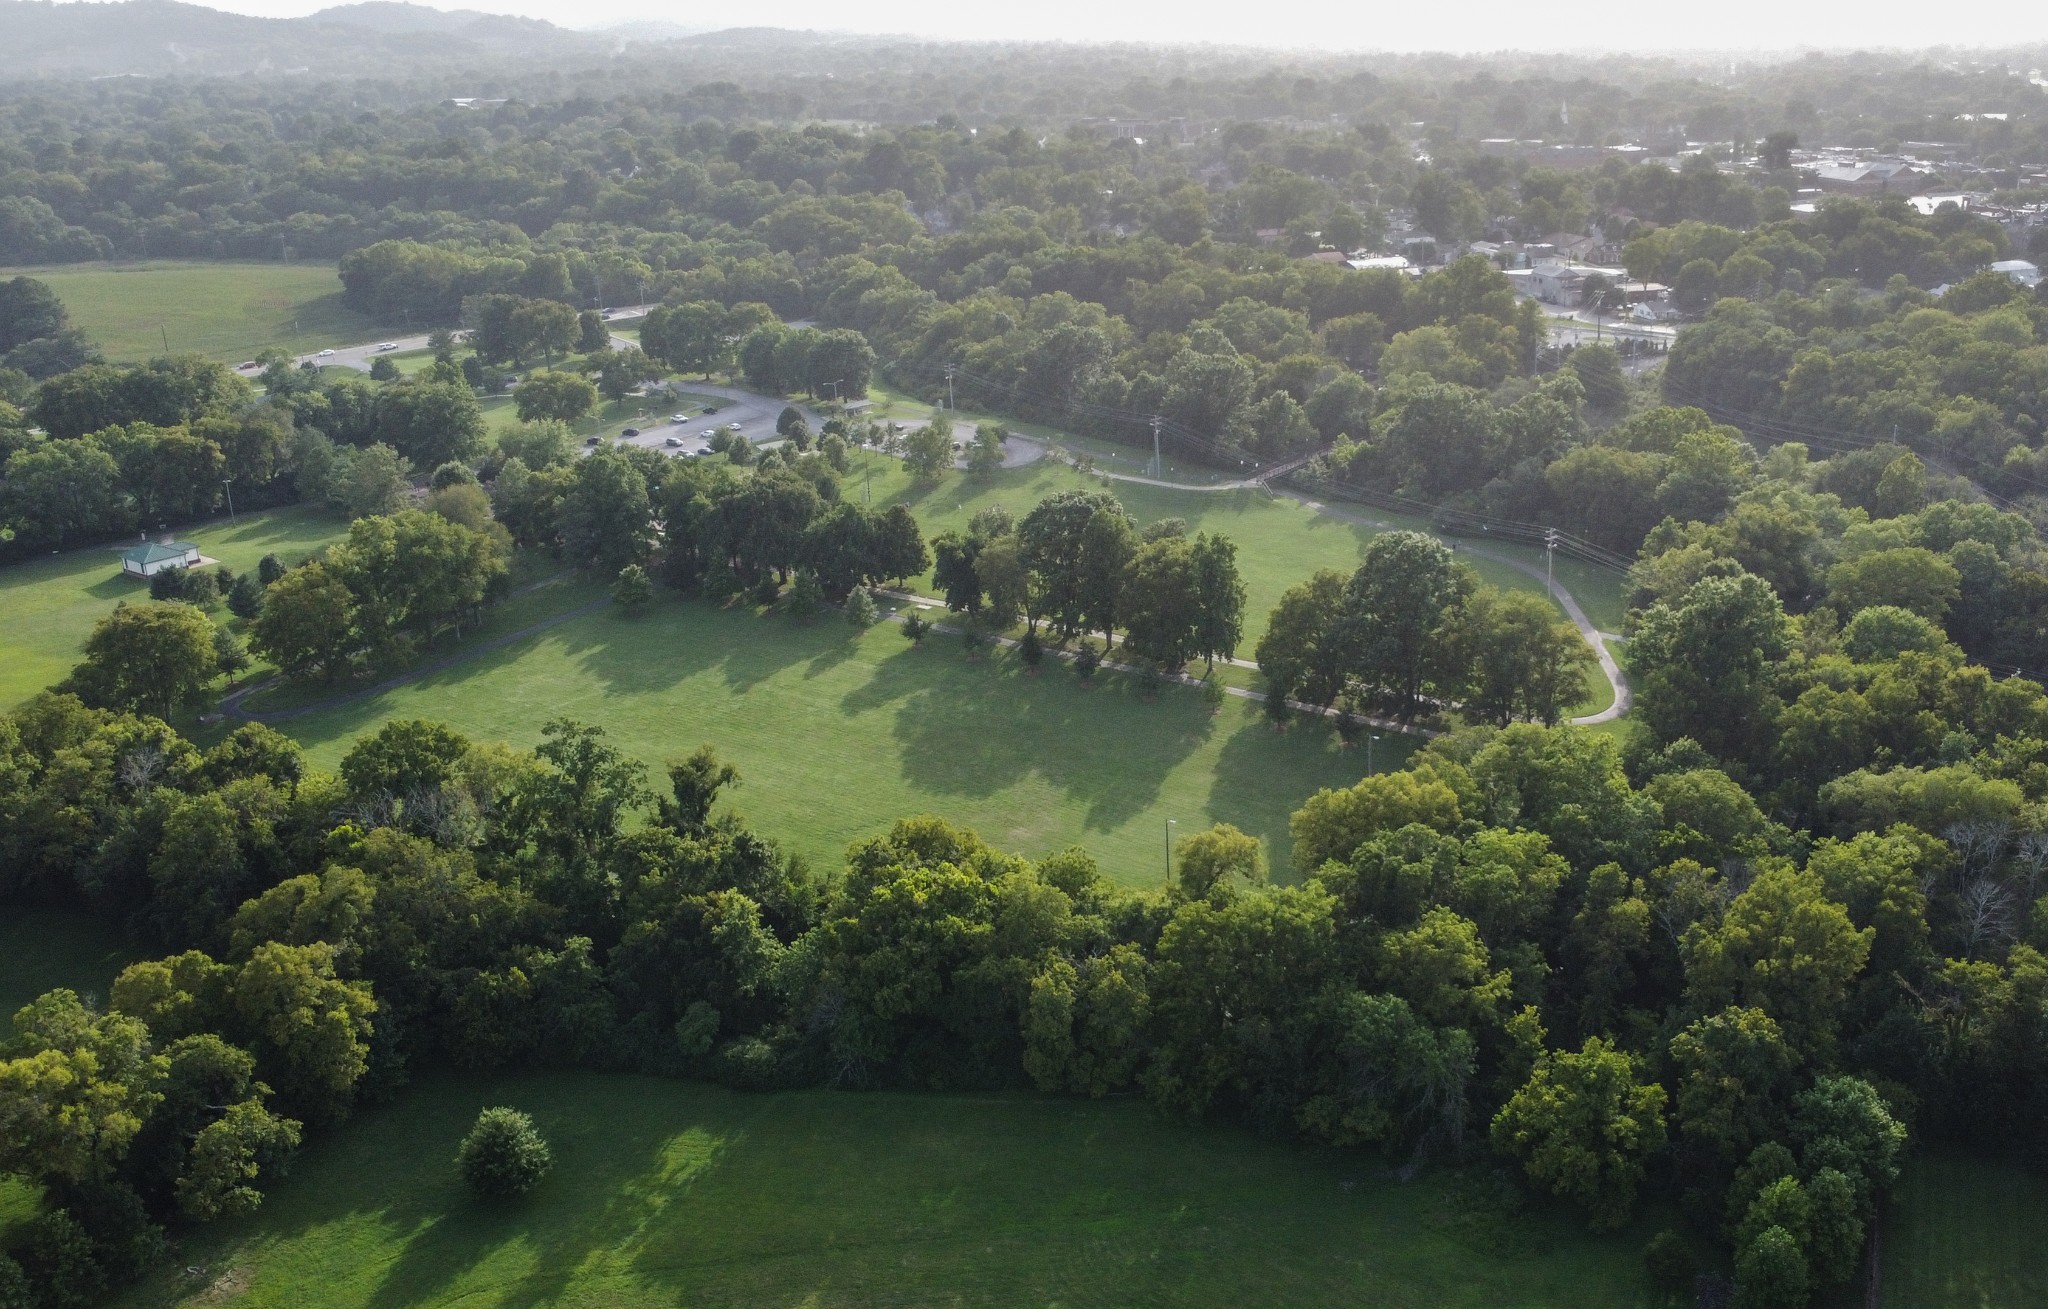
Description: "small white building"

(1991, 259), (2042, 288)
(120, 541), (201, 578)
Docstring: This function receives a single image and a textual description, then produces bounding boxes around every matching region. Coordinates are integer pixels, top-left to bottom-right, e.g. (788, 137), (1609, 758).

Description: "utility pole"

(1165, 818), (1176, 883)
(1150, 414), (1163, 478)
(160, 324), (170, 355)
(1544, 527), (1558, 597)
(222, 478), (237, 524)
(1367, 732), (1378, 776)
(943, 363), (956, 412)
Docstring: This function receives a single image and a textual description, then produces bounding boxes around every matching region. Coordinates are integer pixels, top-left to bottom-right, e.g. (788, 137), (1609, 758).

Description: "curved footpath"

(1084, 462), (1631, 727)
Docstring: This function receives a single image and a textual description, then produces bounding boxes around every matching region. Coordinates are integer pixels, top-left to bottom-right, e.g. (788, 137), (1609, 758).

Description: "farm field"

(6, 260), (376, 363)
(0, 505), (351, 709)
(107, 1069), (1656, 1309)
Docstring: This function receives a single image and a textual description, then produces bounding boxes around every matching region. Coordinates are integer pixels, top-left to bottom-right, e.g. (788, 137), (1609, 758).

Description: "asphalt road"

(280, 304), (655, 372)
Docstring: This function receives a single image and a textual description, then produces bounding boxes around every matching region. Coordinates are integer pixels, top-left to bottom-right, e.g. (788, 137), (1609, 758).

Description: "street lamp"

(1165, 818), (1177, 884)
(222, 477), (236, 525)
(1367, 732), (1379, 775)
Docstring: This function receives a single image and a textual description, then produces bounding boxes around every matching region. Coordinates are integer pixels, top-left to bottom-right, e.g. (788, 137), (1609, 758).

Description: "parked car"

(316, 348), (335, 357)
(620, 427), (640, 438)
(669, 413), (688, 423)
(704, 406), (721, 415)
(665, 436), (682, 447)
(585, 435), (601, 445)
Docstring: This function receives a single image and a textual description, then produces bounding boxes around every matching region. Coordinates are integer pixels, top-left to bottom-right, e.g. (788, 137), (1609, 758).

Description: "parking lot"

(599, 381), (821, 459)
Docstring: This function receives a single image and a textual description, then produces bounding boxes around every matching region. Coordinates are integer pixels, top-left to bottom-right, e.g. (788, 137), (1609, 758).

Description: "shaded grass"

(276, 593), (1411, 883)
(8, 261), (376, 363)
(1882, 1146), (2048, 1308)
(0, 505), (351, 709)
(111, 1069), (1655, 1309)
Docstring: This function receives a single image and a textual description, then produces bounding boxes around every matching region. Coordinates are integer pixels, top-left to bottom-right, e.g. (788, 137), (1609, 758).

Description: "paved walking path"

(1072, 456), (1631, 727)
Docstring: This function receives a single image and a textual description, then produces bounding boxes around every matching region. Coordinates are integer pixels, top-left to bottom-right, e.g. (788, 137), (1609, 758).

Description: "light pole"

(1544, 527), (1558, 598)
(1165, 818), (1176, 884)
(1367, 732), (1379, 775)
(222, 477), (237, 525)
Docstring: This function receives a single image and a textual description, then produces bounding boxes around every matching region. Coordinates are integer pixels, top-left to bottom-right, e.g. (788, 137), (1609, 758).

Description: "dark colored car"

(621, 427), (640, 437)
(585, 435), (601, 445)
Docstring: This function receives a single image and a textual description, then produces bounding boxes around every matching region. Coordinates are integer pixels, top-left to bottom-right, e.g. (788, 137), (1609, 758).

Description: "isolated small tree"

(1073, 641), (1102, 678)
(577, 309), (610, 353)
(903, 418), (954, 484)
(149, 565), (188, 602)
(227, 572), (266, 620)
(901, 612), (931, 644)
(612, 563), (653, 615)
(457, 1107), (552, 1199)
(844, 587), (879, 628)
(368, 356), (400, 382)
(785, 569), (823, 620)
(776, 405), (805, 436)
(212, 624), (251, 680)
(1019, 627), (1043, 668)
(968, 423), (1006, 477)
(257, 553), (287, 586)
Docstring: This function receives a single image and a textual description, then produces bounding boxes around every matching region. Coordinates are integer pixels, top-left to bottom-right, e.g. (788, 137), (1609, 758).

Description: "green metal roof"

(121, 541), (199, 565)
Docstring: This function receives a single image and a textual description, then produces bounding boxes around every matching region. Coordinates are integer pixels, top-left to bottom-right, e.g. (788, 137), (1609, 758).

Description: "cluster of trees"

(928, 490), (1247, 672)
(0, 275), (97, 385)
(6, 676), (2040, 1304)
(1256, 530), (1593, 727)
(1665, 267), (2048, 490)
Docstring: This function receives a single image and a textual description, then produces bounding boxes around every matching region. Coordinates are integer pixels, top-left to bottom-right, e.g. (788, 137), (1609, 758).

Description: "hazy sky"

(104, 0), (2048, 52)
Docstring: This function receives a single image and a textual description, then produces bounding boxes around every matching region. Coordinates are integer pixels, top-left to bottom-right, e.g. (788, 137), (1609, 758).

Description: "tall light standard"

(222, 477), (237, 525)
(1367, 732), (1379, 775)
(1165, 818), (1176, 884)
(1544, 527), (1558, 598)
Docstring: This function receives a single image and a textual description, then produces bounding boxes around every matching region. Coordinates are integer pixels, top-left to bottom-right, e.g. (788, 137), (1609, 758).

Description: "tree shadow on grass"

(1203, 705), (1421, 883)
(871, 649), (1214, 834)
(85, 573), (139, 599)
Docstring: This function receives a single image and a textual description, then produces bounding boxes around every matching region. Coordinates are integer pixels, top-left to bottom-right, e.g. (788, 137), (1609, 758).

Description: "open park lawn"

(0, 505), (351, 709)
(6, 260), (377, 363)
(1882, 1147), (2048, 1307)
(273, 594), (1411, 883)
(110, 1070), (1654, 1309)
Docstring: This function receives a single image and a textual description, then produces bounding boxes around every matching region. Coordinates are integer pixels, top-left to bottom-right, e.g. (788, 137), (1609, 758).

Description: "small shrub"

(612, 563), (653, 614)
(961, 622), (986, 655)
(1073, 641), (1101, 678)
(148, 566), (187, 602)
(844, 587), (879, 628)
(227, 573), (265, 619)
(902, 612), (931, 644)
(1643, 1229), (1697, 1290)
(714, 1035), (782, 1090)
(431, 460), (477, 490)
(456, 1107), (553, 1199)
(21, 1210), (106, 1309)
(785, 569), (823, 620)
(368, 355), (400, 381)
(1019, 627), (1043, 667)
(257, 553), (287, 586)
(213, 625), (251, 679)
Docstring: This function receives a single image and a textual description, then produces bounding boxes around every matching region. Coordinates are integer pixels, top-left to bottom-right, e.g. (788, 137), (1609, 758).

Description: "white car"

(669, 413), (688, 423)
(375, 342), (399, 352)
(316, 348), (335, 357)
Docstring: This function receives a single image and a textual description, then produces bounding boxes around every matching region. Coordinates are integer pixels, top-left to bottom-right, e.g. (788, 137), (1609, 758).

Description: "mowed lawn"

(276, 594), (1411, 882)
(110, 1070), (1654, 1309)
(4, 260), (376, 362)
(0, 505), (351, 708)
(1883, 1146), (2048, 1307)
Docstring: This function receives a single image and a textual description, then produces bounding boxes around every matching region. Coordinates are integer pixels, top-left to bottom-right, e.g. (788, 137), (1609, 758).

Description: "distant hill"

(0, 0), (607, 77)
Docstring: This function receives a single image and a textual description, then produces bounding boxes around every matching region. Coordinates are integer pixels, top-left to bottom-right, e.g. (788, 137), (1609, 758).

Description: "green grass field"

(109, 1070), (1654, 1309)
(0, 505), (351, 709)
(4, 261), (377, 363)
(269, 593), (1411, 883)
(1883, 1146), (2048, 1307)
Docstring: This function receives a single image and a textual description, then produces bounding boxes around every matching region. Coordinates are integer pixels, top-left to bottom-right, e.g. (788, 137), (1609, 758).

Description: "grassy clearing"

(273, 592), (1411, 883)
(6, 261), (376, 363)
(0, 505), (351, 709)
(1883, 1146), (2048, 1307)
(111, 1069), (1654, 1309)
